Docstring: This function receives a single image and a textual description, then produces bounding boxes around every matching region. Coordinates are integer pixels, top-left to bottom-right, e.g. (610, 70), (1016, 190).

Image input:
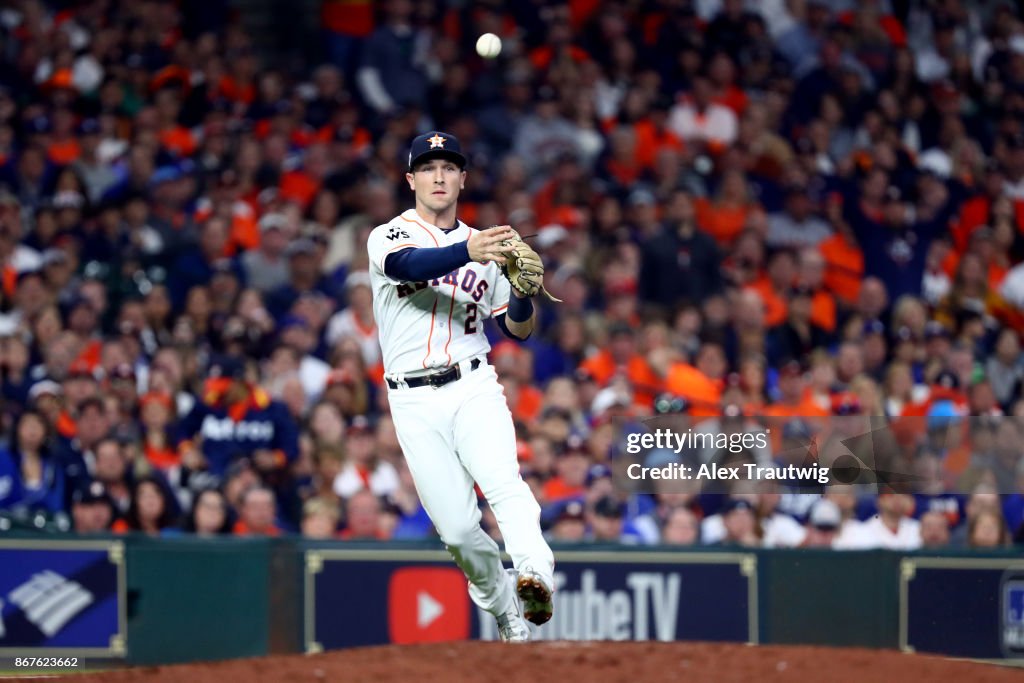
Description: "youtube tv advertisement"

(304, 548), (755, 651)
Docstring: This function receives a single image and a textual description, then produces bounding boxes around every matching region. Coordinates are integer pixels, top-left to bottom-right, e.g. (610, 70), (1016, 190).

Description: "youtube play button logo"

(388, 567), (470, 643)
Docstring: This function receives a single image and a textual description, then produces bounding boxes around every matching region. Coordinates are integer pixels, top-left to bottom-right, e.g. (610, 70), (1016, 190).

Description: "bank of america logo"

(5, 570), (94, 636)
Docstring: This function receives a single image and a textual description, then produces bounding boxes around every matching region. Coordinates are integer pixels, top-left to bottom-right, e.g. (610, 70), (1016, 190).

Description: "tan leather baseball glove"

(498, 230), (562, 302)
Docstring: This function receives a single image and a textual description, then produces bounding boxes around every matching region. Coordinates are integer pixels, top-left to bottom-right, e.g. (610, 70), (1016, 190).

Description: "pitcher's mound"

(69, 641), (1022, 682)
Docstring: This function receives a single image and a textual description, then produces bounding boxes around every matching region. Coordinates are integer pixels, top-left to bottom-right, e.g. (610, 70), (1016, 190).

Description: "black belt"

(387, 358), (481, 389)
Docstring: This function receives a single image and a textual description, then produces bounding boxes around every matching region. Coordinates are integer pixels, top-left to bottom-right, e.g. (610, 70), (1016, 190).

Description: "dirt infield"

(51, 642), (1024, 682)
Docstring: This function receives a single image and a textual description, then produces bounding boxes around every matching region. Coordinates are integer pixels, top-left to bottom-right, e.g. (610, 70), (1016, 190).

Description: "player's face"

(407, 158), (465, 214)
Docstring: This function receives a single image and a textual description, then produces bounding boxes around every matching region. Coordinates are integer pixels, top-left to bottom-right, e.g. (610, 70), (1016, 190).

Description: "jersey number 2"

(464, 303), (478, 333)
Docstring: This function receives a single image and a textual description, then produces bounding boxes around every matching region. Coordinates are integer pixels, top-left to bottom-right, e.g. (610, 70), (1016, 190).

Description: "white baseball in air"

(476, 33), (502, 59)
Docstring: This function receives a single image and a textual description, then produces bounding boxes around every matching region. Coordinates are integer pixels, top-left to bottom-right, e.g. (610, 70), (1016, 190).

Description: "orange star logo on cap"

(427, 134), (446, 149)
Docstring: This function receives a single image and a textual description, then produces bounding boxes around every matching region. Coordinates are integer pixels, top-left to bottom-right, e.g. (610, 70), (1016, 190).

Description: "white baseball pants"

(387, 360), (555, 616)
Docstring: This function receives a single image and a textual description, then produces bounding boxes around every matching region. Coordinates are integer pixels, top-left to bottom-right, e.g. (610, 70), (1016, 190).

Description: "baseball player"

(367, 131), (555, 642)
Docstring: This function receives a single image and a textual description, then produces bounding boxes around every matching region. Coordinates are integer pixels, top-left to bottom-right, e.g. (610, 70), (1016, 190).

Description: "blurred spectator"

(919, 509), (952, 549)
(951, 485), (1002, 546)
(695, 171), (763, 247)
(660, 506), (700, 546)
(324, 273), (380, 369)
(177, 355), (298, 480)
(542, 436), (590, 502)
(57, 395), (109, 497)
(387, 459), (432, 539)
(139, 392), (177, 471)
(767, 185), (832, 249)
(332, 416), (398, 498)
(242, 213), (291, 294)
(548, 498), (587, 542)
(339, 489), (388, 540)
(967, 509), (1011, 549)
(0, 410), (64, 514)
(757, 487), (808, 547)
(800, 499), (842, 548)
(712, 498), (761, 547)
(301, 496), (342, 539)
(92, 437), (132, 515)
(514, 86), (582, 178)
(587, 495), (630, 544)
(69, 480), (115, 534)
(835, 493), (922, 550)
(356, 0), (431, 116)
(668, 74), (738, 148)
(113, 475), (179, 536)
(639, 189), (724, 313)
(233, 485), (282, 536)
(183, 488), (232, 536)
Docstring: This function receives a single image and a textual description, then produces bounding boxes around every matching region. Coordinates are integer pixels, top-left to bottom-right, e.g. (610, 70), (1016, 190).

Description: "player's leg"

(387, 389), (515, 616)
(452, 367), (555, 602)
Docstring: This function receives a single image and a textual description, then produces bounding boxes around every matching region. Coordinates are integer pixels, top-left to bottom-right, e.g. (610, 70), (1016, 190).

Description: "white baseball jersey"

(368, 209), (511, 375)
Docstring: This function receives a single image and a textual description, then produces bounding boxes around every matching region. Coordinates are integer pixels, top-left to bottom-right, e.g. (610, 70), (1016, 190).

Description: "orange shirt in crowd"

(511, 384), (544, 424)
(47, 138), (80, 165)
(569, 0), (602, 28)
(144, 441), (180, 470)
(56, 411), (77, 439)
(2, 263), (16, 298)
(714, 86), (748, 116)
(746, 278), (788, 327)
(632, 119), (684, 169)
(811, 290), (837, 333)
(193, 199), (259, 254)
(1011, 199), (1024, 237)
(891, 406), (972, 480)
(76, 340), (103, 369)
(664, 363), (721, 418)
(940, 249), (1008, 292)
(531, 179), (569, 227)
(528, 44), (591, 71)
(578, 351), (663, 408)
(836, 11), (908, 46)
(694, 198), (754, 247)
(279, 169), (320, 208)
(954, 195), (989, 251)
(897, 387), (970, 454)
(818, 233), (864, 305)
(542, 477), (586, 503)
(338, 528), (391, 540)
(232, 520), (282, 537)
(602, 158), (644, 187)
(315, 124), (373, 154)
(321, 0), (374, 36)
(159, 126), (197, 157)
(763, 393), (829, 452)
(217, 76), (255, 105)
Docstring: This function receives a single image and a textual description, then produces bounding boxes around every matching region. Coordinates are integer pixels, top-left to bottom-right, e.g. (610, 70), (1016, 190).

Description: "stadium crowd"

(0, 0), (1024, 551)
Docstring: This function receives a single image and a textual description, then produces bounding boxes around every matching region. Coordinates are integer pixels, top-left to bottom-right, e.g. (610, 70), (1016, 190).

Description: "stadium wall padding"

(758, 549), (902, 648)
(125, 536), (272, 664)
(3, 535), (1023, 665)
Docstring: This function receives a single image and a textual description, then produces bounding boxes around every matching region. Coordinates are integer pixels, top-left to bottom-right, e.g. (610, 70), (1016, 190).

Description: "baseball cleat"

(497, 569), (531, 642)
(515, 567), (553, 626)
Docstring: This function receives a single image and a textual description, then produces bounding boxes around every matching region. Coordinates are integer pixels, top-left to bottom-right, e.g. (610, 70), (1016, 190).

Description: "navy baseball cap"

(208, 354), (246, 380)
(408, 131), (467, 171)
